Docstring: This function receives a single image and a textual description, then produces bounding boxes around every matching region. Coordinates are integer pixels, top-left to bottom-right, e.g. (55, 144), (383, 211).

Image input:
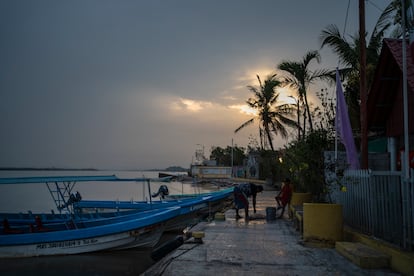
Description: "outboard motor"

(152, 185), (169, 199)
(75, 191), (82, 201)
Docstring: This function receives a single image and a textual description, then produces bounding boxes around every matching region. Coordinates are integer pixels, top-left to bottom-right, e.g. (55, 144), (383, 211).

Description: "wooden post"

(359, 0), (368, 169)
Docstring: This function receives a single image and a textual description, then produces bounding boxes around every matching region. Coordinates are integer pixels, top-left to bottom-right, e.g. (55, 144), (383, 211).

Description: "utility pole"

(359, 0), (368, 169)
(402, 0), (410, 179)
(231, 138), (234, 177)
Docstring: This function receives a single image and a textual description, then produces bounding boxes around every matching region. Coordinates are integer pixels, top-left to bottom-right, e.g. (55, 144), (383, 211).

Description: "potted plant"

(280, 129), (330, 201)
(280, 130), (344, 247)
(301, 151), (349, 247)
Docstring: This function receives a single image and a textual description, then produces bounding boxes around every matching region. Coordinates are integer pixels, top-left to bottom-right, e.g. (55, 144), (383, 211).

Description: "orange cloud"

(229, 104), (257, 116)
(171, 98), (213, 112)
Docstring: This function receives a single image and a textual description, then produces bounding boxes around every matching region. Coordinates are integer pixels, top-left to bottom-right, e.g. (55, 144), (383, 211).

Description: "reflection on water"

(0, 249), (153, 276)
(0, 233), (177, 276)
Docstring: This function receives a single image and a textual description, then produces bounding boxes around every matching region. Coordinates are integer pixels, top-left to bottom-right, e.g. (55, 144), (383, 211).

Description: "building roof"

(367, 38), (414, 137)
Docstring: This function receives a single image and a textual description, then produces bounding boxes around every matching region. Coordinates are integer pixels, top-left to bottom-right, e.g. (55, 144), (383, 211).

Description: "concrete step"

(336, 241), (391, 269)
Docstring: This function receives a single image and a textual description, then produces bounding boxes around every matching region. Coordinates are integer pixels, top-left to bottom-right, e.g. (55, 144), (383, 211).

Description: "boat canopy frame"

(0, 175), (156, 214)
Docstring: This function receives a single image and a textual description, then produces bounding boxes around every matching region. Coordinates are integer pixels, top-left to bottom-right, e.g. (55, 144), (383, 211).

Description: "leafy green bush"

(279, 129), (334, 201)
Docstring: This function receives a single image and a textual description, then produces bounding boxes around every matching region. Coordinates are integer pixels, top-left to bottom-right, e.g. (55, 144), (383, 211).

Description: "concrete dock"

(142, 188), (400, 275)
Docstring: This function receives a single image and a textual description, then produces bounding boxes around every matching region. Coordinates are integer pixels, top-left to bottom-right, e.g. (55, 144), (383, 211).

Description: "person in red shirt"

(275, 178), (293, 218)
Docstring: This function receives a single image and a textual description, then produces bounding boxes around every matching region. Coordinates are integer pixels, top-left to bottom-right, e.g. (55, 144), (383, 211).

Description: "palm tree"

(278, 50), (329, 138)
(319, 2), (396, 129)
(234, 74), (296, 151)
(288, 95), (302, 140)
(387, 0), (414, 38)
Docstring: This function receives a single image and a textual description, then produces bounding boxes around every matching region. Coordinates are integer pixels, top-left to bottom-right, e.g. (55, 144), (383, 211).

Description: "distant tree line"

(209, 146), (246, 167)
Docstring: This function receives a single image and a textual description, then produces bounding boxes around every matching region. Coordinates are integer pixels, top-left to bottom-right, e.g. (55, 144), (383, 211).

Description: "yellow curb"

(336, 241), (390, 269)
(344, 228), (414, 275)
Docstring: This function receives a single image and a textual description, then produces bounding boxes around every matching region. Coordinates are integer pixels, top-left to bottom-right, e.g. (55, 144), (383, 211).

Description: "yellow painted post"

(303, 203), (343, 247)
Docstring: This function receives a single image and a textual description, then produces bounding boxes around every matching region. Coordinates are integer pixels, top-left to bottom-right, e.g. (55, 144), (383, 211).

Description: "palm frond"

(302, 50), (321, 67)
(275, 103), (296, 114)
(234, 118), (255, 133)
(371, 2), (395, 37)
(256, 75), (263, 90)
(319, 24), (357, 67)
(270, 120), (289, 139)
(310, 68), (332, 83)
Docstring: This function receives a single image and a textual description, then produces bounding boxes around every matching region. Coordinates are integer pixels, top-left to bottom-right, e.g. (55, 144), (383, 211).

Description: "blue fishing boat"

(0, 175), (182, 258)
(73, 187), (235, 232)
(74, 187), (234, 212)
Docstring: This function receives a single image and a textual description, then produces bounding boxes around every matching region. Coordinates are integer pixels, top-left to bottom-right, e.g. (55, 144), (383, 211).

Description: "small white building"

(190, 165), (232, 179)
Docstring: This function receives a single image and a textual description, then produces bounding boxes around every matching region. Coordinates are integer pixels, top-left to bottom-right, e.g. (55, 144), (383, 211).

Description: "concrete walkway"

(142, 189), (399, 276)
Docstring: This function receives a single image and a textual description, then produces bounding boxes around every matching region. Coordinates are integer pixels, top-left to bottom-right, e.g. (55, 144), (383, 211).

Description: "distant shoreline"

(0, 167), (98, 171)
(0, 167), (189, 172)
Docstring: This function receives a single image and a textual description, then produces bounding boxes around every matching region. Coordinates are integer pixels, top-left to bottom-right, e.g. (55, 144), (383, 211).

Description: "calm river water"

(0, 170), (217, 275)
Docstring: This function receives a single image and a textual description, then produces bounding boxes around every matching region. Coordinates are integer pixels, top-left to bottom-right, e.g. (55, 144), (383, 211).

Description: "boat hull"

(75, 188), (234, 232)
(0, 207), (180, 258)
(1, 231), (133, 258)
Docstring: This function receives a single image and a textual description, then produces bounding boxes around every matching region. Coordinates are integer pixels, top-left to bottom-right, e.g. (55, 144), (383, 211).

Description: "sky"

(0, 0), (390, 170)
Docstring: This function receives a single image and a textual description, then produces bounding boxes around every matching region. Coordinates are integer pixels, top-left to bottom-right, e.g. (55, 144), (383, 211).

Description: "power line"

(366, 0), (383, 13)
(342, 0), (351, 37)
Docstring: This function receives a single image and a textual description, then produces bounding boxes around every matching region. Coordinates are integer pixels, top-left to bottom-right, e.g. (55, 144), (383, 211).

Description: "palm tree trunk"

(303, 94), (313, 131)
(266, 130), (275, 151)
(296, 101), (301, 140)
(303, 108), (307, 138)
(259, 127), (264, 150)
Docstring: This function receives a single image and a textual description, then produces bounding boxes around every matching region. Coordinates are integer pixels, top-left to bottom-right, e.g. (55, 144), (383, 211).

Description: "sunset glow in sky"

(0, 0), (389, 169)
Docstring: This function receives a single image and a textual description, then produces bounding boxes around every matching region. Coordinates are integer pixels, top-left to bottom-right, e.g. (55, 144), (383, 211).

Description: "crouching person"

(233, 183), (263, 221)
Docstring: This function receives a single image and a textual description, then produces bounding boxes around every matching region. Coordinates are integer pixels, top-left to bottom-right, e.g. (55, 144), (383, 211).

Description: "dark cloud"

(0, 0), (388, 169)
